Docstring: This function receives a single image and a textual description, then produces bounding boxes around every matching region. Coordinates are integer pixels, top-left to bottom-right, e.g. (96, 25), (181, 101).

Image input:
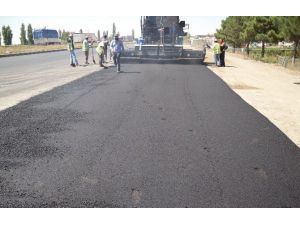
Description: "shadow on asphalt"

(203, 61), (237, 68)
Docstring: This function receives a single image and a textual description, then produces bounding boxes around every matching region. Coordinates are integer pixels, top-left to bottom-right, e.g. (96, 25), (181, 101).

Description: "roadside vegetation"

(247, 47), (299, 63)
(226, 47), (299, 63)
(215, 16), (300, 62)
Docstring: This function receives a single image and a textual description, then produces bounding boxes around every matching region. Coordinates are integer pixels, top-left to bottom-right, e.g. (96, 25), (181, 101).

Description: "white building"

(72, 33), (98, 43)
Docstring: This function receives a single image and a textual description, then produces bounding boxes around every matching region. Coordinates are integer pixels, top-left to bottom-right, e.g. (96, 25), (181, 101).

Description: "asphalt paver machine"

(123, 16), (206, 64)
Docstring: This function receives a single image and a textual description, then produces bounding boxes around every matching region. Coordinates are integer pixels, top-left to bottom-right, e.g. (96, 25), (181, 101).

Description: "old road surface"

(0, 58), (300, 207)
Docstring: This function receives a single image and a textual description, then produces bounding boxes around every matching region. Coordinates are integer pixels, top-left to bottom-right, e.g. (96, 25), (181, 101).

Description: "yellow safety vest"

(96, 45), (104, 55)
(213, 43), (221, 54)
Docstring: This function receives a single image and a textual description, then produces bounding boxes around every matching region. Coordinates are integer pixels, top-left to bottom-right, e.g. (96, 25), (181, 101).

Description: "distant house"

(122, 35), (134, 42)
(72, 33), (97, 43)
(191, 34), (215, 47)
(278, 41), (294, 48)
(33, 29), (61, 45)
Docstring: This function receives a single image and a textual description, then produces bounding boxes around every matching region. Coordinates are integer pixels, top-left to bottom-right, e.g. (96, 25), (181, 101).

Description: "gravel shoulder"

(206, 50), (300, 147)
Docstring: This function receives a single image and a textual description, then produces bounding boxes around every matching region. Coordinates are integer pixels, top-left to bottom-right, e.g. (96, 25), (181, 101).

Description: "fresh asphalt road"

(0, 58), (300, 207)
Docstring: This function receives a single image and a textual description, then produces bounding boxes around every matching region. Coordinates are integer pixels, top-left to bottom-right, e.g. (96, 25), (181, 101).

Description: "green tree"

(58, 29), (62, 39)
(112, 22), (116, 37)
(1, 26), (5, 45)
(132, 28), (135, 39)
(279, 16), (300, 58)
(97, 30), (100, 41)
(27, 24), (34, 45)
(0, 31), (2, 46)
(215, 16), (244, 51)
(240, 17), (256, 56)
(61, 30), (70, 42)
(253, 16), (280, 57)
(2, 26), (13, 45)
(20, 23), (27, 45)
(7, 26), (13, 45)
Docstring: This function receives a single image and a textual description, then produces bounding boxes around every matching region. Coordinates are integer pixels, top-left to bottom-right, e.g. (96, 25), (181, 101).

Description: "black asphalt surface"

(0, 62), (299, 207)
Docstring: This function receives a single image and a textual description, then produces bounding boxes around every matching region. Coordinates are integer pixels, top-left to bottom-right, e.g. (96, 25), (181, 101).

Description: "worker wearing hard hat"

(96, 41), (107, 68)
(110, 34), (124, 73)
(82, 36), (90, 64)
(67, 34), (79, 67)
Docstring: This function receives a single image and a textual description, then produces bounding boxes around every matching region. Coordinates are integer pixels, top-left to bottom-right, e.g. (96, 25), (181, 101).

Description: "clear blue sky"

(0, 16), (226, 45)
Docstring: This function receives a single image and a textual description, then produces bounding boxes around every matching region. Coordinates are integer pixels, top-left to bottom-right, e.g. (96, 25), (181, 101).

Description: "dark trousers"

(113, 52), (121, 71)
(84, 51), (89, 63)
(220, 52), (225, 67)
(104, 48), (108, 61)
(98, 53), (104, 66)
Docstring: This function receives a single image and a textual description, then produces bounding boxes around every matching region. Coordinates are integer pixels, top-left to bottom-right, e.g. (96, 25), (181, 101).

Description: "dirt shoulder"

(206, 50), (300, 147)
(0, 44), (82, 57)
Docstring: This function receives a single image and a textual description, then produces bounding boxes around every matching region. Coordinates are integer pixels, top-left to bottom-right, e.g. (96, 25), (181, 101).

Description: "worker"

(82, 36), (90, 64)
(96, 41), (108, 69)
(110, 34), (124, 73)
(102, 35), (109, 62)
(67, 34), (79, 67)
(213, 39), (221, 66)
(220, 39), (228, 67)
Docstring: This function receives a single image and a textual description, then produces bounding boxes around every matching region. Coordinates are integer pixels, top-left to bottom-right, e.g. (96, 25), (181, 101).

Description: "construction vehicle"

(123, 16), (206, 64)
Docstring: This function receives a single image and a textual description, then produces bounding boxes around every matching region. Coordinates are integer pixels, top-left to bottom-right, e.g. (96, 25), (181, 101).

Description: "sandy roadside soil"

(206, 50), (300, 147)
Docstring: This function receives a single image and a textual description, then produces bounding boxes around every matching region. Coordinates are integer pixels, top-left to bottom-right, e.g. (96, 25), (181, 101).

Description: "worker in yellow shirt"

(96, 41), (108, 69)
(213, 39), (221, 66)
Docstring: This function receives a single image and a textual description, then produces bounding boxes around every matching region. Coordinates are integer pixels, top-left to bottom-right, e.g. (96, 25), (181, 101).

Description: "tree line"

(215, 16), (300, 58)
(20, 23), (34, 45)
(1, 23), (34, 46)
(1, 25), (13, 45)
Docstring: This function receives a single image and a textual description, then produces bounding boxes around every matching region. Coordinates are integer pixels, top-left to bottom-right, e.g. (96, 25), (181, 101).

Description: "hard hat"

(99, 41), (104, 47)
